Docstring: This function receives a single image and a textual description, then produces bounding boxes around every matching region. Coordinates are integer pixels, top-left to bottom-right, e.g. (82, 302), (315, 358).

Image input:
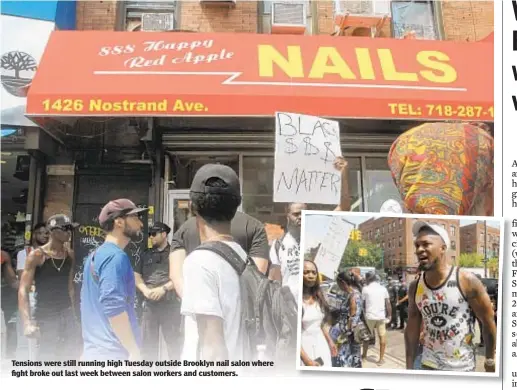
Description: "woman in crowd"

(330, 271), (364, 368)
(300, 260), (336, 367)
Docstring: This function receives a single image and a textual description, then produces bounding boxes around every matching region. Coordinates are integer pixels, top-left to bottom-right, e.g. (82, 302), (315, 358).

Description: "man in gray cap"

(80, 199), (146, 360)
(18, 214), (79, 361)
(405, 221), (497, 373)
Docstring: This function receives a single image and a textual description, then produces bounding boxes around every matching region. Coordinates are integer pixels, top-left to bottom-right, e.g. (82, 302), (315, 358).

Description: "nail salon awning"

(26, 31), (494, 122)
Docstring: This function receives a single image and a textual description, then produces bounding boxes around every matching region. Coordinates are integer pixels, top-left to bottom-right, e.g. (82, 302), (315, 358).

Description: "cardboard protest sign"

(273, 112), (342, 205)
(313, 216), (354, 279)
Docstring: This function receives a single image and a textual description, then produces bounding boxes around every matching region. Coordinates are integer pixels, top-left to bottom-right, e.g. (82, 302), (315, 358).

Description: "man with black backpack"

(181, 164), (299, 369)
(180, 164), (249, 362)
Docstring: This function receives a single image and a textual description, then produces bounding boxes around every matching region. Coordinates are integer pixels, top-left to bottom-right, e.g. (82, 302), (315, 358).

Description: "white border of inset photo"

(296, 210), (504, 378)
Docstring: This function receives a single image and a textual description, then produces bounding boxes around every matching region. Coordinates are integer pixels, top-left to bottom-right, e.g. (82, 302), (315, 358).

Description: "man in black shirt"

(169, 210), (269, 299)
(397, 281), (409, 330)
(387, 277), (399, 329)
(134, 222), (180, 360)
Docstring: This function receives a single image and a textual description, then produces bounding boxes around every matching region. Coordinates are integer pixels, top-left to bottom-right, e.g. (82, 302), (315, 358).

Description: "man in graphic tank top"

(18, 214), (80, 361)
(405, 222), (497, 373)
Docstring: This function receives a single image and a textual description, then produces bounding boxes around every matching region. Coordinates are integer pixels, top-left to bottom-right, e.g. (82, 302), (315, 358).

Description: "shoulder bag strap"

(196, 241), (247, 276)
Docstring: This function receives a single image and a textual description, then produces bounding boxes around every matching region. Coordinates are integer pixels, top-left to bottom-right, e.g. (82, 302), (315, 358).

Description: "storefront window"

(170, 155), (239, 190)
(1, 150), (30, 256)
(242, 156), (363, 225)
(364, 157), (402, 213)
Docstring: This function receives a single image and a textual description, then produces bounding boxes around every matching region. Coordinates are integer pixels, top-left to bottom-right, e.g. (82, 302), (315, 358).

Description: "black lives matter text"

(274, 112), (342, 205)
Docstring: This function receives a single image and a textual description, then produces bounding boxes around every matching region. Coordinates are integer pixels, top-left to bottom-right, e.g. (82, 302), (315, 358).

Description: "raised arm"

(333, 157), (351, 211)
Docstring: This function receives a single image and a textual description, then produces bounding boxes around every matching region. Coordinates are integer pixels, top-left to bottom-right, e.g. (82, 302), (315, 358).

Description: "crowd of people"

(0, 121), (497, 374)
(0, 159), (350, 368)
(300, 222), (498, 373)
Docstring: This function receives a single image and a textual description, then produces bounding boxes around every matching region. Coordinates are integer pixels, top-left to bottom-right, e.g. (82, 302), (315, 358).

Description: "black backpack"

(196, 240), (298, 364)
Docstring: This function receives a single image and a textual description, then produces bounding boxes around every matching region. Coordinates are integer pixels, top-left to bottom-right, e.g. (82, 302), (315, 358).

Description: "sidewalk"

(362, 346), (405, 370)
(361, 324), (487, 372)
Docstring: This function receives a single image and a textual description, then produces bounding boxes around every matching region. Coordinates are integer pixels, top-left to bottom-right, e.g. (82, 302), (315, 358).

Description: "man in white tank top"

(405, 222), (497, 373)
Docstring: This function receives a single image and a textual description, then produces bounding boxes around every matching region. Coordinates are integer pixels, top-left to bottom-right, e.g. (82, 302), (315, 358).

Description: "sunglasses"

(52, 225), (74, 232)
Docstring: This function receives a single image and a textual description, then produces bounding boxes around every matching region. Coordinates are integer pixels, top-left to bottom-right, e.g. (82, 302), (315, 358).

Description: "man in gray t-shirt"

(169, 210), (270, 298)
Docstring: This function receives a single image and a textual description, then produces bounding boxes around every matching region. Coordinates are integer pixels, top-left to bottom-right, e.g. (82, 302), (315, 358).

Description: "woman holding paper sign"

(300, 260), (336, 367)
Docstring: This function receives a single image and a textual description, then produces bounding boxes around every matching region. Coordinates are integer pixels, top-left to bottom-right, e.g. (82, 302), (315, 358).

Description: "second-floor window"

(261, 1), (312, 34)
(391, 1), (438, 40)
(124, 1), (177, 31)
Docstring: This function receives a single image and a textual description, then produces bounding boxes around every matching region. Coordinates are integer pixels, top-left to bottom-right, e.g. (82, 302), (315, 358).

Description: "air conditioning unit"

(271, 2), (307, 35)
(141, 13), (175, 32)
(199, 0), (236, 5)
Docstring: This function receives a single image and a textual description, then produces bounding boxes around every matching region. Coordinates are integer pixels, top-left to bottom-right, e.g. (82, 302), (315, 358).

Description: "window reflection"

(364, 157), (403, 213)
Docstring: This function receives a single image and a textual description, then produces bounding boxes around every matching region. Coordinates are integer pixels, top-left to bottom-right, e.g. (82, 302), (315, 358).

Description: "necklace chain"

(51, 257), (66, 272)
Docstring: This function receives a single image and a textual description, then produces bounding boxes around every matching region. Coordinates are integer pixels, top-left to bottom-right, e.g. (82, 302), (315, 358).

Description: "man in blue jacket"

(80, 199), (147, 360)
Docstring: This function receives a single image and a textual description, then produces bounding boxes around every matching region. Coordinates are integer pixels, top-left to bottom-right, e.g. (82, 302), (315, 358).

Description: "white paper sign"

(1, 15), (55, 127)
(313, 217), (354, 278)
(273, 112), (343, 204)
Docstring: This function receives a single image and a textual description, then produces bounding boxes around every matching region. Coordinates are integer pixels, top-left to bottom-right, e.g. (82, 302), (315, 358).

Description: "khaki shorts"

(366, 319), (387, 338)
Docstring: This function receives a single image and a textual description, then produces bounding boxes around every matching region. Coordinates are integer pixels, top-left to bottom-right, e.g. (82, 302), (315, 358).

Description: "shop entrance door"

(167, 190), (191, 234)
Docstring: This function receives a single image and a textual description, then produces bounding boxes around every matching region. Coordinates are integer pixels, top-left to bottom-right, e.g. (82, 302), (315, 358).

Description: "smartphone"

(314, 357), (324, 366)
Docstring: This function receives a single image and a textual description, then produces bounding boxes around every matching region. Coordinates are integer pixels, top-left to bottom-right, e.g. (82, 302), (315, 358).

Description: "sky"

(303, 213), (501, 251)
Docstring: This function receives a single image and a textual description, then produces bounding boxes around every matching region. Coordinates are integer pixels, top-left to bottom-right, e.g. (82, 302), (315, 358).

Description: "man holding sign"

(270, 156), (351, 300)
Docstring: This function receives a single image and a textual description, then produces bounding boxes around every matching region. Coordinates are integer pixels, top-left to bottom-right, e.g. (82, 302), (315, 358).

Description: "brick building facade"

(40, 0), (494, 220)
(358, 217), (461, 270)
(75, 0), (493, 42)
(460, 222), (500, 258)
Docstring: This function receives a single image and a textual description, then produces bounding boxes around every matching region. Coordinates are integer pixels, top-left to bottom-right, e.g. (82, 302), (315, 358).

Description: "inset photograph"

(297, 211), (502, 377)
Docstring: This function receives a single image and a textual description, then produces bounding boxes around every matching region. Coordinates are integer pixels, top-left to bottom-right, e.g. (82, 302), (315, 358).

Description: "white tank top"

(414, 267), (476, 371)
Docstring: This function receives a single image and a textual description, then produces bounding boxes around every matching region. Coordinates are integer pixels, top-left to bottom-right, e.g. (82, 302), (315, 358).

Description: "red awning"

(26, 31), (494, 121)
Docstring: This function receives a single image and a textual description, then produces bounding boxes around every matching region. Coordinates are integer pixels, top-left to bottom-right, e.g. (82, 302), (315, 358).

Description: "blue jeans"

(414, 344), (424, 369)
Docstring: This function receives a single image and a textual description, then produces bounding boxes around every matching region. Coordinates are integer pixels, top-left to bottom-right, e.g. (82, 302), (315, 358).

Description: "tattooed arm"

(459, 270), (496, 372)
(18, 249), (44, 337)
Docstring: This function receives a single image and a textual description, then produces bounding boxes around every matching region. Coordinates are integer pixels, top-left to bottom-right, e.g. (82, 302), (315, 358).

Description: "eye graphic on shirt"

(430, 315), (447, 328)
